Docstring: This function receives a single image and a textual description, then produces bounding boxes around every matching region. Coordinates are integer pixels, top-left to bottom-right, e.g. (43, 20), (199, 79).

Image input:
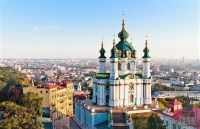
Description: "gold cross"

(114, 35), (115, 39)
(122, 12), (125, 19)
(146, 35), (148, 39)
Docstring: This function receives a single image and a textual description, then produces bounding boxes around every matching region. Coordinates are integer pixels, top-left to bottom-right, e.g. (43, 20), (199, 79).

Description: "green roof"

(118, 19), (129, 41)
(142, 53), (151, 58)
(110, 43), (118, 58)
(96, 73), (110, 79)
(115, 19), (135, 58)
(142, 42), (150, 58)
(135, 72), (143, 79)
(116, 41), (134, 52)
(99, 47), (106, 58)
(119, 74), (131, 79)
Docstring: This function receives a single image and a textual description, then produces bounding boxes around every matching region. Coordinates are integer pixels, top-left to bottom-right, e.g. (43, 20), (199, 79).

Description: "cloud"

(34, 26), (61, 31)
(35, 27), (40, 31)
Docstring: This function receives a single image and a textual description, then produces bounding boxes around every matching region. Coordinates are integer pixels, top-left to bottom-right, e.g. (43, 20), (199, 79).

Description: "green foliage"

(174, 95), (199, 106)
(158, 98), (169, 107)
(132, 114), (146, 129)
(194, 103), (200, 108)
(159, 102), (166, 109)
(34, 81), (42, 86)
(16, 92), (43, 117)
(176, 87), (183, 91)
(0, 66), (30, 89)
(0, 101), (43, 129)
(146, 113), (166, 129)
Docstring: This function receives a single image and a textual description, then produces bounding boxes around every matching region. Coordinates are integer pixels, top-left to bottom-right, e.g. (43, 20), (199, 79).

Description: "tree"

(16, 92), (43, 117)
(133, 114), (146, 129)
(34, 81), (42, 86)
(146, 113), (166, 129)
(177, 87), (183, 91)
(0, 101), (43, 129)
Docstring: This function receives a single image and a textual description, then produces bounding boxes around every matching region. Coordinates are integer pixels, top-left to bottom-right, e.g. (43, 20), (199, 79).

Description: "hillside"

(0, 66), (30, 89)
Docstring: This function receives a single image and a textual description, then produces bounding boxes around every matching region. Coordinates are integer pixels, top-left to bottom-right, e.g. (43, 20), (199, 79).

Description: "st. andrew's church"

(73, 17), (152, 129)
(92, 18), (152, 107)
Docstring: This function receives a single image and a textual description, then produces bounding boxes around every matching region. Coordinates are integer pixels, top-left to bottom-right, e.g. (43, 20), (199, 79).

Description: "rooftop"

(76, 99), (109, 113)
(37, 84), (65, 90)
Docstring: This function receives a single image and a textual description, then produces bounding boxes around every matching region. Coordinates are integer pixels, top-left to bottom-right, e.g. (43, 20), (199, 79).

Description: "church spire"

(118, 13), (129, 41)
(99, 38), (106, 58)
(142, 35), (151, 58)
(110, 35), (118, 58)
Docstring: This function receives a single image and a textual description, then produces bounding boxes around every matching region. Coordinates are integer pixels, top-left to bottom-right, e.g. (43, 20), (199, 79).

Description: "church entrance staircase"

(112, 109), (127, 129)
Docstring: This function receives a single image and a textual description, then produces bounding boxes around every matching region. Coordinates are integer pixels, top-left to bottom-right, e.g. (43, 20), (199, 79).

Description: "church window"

(106, 95), (109, 102)
(127, 63), (130, 70)
(130, 95), (134, 102)
(118, 63), (121, 70)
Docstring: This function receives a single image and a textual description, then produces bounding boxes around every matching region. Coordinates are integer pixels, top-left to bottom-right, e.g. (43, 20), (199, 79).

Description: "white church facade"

(72, 17), (153, 129)
(92, 18), (152, 107)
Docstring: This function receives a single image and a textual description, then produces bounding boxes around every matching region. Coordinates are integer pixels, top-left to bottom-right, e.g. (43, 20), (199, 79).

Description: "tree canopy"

(16, 92), (43, 117)
(146, 113), (166, 129)
(0, 101), (43, 129)
(0, 66), (30, 89)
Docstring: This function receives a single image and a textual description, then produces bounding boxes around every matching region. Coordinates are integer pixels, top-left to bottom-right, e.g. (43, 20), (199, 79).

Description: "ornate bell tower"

(142, 36), (151, 79)
(99, 38), (106, 73)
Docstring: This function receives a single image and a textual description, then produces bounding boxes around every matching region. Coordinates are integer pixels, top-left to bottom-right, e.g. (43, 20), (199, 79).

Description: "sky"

(0, 0), (200, 60)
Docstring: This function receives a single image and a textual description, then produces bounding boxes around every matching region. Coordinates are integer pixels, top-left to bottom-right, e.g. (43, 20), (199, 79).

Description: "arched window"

(106, 95), (109, 102)
(130, 95), (134, 102)
(127, 63), (130, 70)
(118, 63), (121, 70)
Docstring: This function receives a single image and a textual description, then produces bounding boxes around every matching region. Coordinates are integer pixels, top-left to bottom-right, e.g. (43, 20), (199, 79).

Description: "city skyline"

(1, 0), (199, 59)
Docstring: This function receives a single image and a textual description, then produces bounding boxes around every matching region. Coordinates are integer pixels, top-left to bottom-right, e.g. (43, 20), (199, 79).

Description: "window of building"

(106, 95), (109, 102)
(46, 90), (48, 93)
(118, 63), (121, 70)
(40, 91), (42, 94)
(166, 121), (169, 127)
(173, 124), (176, 129)
(127, 63), (130, 70)
(178, 126), (181, 129)
(130, 95), (133, 102)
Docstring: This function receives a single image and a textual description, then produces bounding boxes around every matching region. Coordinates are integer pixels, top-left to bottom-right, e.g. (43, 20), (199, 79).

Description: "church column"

(92, 82), (96, 103)
(110, 36), (118, 80)
(142, 37), (151, 79)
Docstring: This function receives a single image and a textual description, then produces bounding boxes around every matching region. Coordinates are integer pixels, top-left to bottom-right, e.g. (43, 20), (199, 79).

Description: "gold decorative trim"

(143, 61), (150, 62)
(110, 61), (118, 63)
(109, 84), (122, 86)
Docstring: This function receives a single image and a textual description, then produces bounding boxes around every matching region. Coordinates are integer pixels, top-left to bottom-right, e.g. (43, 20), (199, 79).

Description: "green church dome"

(110, 39), (118, 58)
(99, 41), (106, 58)
(142, 40), (151, 58)
(118, 19), (129, 41)
(114, 19), (135, 58)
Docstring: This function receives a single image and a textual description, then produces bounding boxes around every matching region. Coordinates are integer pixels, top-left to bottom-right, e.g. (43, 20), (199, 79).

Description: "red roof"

(169, 99), (182, 105)
(154, 107), (200, 128)
(37, 84), (65, 90)
(63, 81), (71, 85)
